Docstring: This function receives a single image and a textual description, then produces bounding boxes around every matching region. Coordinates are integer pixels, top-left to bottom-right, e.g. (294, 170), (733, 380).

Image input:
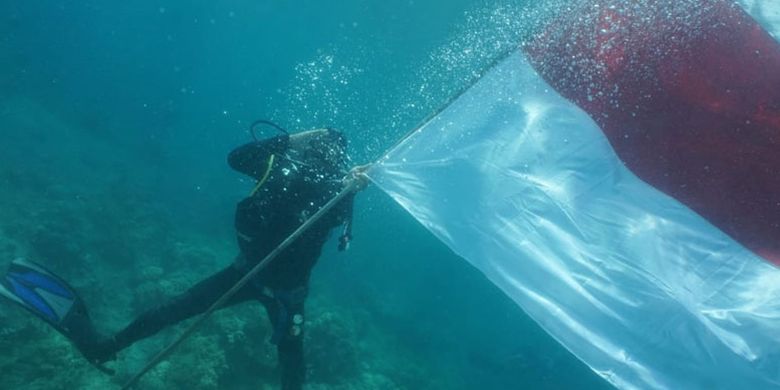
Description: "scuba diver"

(0, 123), (369, 390)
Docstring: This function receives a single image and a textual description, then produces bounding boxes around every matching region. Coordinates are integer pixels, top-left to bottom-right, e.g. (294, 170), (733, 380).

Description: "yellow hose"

(250, 154), (275, 196)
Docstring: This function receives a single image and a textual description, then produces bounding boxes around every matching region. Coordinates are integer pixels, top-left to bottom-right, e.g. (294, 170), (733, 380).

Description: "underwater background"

(0, 1), (611, 389)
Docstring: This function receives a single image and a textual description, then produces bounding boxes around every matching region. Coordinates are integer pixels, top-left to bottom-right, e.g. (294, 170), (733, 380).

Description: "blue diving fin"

(0, 258), (114, 374)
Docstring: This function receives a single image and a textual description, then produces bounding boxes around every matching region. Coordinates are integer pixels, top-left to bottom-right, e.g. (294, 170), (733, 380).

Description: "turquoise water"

(0, 1), (610, 389)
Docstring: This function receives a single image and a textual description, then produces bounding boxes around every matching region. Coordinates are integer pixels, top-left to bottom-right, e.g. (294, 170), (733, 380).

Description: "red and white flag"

(369, 1), (780, 388)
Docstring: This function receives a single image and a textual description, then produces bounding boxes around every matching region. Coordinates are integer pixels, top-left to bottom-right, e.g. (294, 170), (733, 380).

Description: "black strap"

(337, 206), (354, 251)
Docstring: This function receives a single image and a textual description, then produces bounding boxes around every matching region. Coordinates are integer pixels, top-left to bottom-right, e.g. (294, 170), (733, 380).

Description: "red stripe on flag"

(526, 0), (780, 263)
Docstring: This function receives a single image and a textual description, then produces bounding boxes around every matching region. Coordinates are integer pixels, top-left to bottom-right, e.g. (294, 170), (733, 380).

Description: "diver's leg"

(278, 304), (305, 390)
(262, 289), (307, 390)
(85, 263), (261, 362)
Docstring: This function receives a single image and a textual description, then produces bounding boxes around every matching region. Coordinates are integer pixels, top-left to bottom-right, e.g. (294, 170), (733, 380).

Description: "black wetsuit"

(105, 131), (353, 390)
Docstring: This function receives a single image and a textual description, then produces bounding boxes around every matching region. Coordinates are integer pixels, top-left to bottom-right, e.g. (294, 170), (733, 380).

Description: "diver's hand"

(344, 164), (371, 191)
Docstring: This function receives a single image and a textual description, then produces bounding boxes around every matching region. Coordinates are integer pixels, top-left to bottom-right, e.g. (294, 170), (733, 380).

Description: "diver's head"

(229, 122), (348, 181)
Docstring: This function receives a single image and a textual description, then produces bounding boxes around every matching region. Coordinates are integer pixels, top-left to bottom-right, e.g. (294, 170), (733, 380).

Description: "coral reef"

(306, 309), (361, 384)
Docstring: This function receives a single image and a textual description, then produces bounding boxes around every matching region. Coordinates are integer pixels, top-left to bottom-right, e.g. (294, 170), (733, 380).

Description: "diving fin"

(0, 258), (114, 374)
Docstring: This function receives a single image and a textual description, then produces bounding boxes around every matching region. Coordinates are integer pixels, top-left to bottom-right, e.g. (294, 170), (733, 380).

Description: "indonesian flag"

(368, 1), (780, 389)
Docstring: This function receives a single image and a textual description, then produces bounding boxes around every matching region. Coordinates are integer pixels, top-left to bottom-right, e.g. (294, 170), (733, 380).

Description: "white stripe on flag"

(739, 0), (780, 40)
(369, 51), (780, 389)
